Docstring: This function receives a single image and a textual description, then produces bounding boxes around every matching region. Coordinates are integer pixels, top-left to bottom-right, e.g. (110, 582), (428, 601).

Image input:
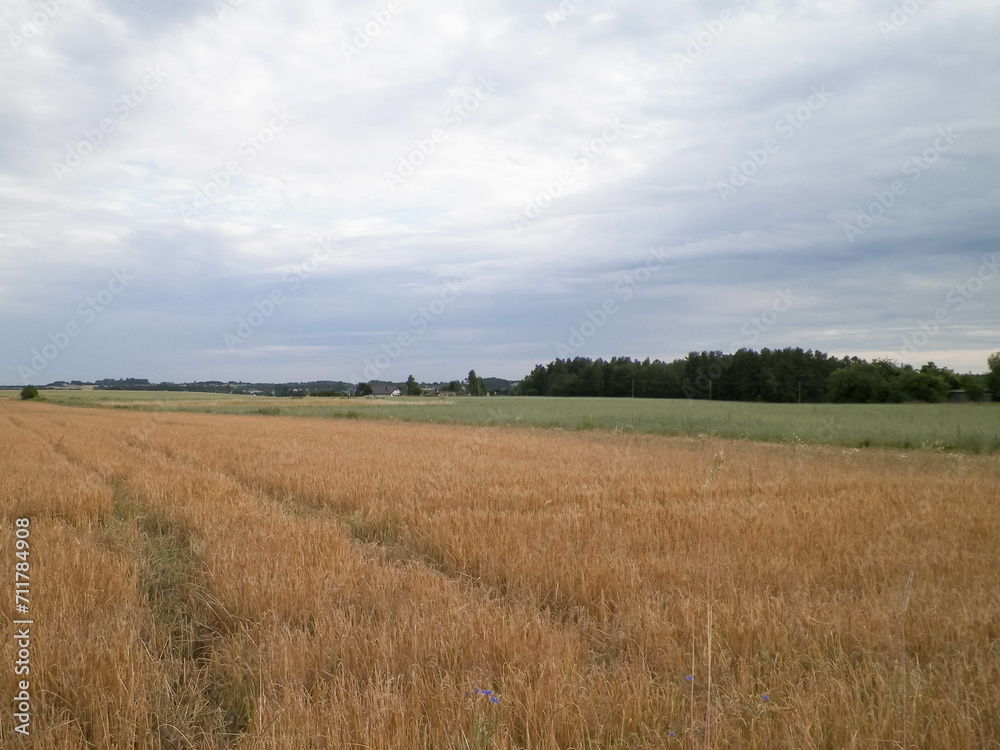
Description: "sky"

(1, 0), (998, 385)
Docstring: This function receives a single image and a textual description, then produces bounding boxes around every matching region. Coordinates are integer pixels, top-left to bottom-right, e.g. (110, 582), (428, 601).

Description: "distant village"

(24, 376), (517, 398)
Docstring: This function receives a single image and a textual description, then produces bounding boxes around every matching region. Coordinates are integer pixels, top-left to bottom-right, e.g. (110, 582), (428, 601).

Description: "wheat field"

(1, 399), (998, 748)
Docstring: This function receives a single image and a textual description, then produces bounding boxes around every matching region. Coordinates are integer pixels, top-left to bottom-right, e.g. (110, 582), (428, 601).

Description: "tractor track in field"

(106, 428), (650, 664)
(107, 482), (254, 749)
(11, 416), (255, 748)
(17, 413), (664, 672)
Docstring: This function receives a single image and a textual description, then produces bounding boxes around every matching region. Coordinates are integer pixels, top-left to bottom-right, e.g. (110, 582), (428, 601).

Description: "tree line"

(513, 348), (999, 403)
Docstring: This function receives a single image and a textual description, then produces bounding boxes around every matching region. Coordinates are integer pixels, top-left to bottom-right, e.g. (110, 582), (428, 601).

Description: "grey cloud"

(1, 0), (997, 384)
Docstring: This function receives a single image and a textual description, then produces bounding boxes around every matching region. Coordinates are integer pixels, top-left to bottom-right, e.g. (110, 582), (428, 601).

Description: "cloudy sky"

(2, 0), (997, 385)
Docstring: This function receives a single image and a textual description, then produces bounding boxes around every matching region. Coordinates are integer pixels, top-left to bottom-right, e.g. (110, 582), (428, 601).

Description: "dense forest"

(513, 348), (996, 403)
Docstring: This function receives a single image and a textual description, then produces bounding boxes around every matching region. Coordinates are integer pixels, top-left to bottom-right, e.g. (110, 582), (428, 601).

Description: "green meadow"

(4, 389), (998, 453)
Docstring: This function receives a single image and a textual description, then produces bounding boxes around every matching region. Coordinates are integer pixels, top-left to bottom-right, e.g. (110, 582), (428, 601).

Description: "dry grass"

(1, 400), (998, 748)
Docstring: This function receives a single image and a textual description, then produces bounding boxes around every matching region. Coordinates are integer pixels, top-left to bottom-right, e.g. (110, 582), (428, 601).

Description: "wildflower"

(473, 687), (500, 704)
(685, 675), (693, 681)
(762, 694), (769, 700)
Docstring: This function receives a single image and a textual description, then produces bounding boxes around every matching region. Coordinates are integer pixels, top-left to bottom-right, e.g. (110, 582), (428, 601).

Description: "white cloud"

(1, 0), (997, 383)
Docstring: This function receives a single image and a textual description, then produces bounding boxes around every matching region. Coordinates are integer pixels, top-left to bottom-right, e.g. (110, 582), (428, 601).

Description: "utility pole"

(798, 381), (802, 404)
(631, 379), (635, 398)
(709, 381), (712, 400)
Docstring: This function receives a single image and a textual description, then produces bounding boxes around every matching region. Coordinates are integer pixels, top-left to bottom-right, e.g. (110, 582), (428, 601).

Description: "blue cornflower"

(473, 687), (500, 704)
(762, 694), (769, 700)
(669, 731), (677, 738)
(685, 675), (693, 681)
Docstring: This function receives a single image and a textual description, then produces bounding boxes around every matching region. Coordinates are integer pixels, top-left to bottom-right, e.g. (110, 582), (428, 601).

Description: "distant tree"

(445, 380), (463, 394)
(891, 367), (949, 403)
(406, 375), (422, 396)
(827, 364), (890, 403)
(20, 386), (39, 400)
(920, 362), (960, 389)
(515, 348), (852, 402)
(467, 369), (486, 396)
(514, 365), (547, 396)
(355, 382), (373, 396)
(958, 373), (986, 401)
(988, 351), (1000, 400)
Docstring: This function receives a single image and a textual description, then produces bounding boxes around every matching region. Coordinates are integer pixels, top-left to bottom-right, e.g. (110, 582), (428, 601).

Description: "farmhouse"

(371, 385), (402, 397)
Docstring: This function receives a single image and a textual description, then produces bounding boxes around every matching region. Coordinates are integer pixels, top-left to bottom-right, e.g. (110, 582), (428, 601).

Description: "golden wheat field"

(1, 399), (998, 749)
